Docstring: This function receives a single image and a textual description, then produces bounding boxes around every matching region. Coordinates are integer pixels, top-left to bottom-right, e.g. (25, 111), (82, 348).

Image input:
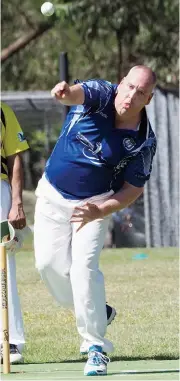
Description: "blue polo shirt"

(45, 79), (156, 199)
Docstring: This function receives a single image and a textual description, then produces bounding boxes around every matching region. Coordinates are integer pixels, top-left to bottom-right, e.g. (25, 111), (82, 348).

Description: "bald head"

(128, 65), (157, 88)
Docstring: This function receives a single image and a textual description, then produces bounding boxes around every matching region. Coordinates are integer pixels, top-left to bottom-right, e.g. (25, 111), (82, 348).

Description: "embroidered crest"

(17, 132), (26, 142)
(123, 138), (136, 151)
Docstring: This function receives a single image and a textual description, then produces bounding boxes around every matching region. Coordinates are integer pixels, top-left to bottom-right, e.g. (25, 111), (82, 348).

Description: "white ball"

(41, 2), (55, 16)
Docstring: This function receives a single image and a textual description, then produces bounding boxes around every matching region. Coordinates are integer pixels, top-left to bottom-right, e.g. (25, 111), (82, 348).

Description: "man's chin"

(118, 107), (129, 116)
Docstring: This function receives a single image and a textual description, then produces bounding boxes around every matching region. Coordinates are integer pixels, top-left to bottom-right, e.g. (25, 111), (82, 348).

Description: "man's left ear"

(146, 93), (154, 105)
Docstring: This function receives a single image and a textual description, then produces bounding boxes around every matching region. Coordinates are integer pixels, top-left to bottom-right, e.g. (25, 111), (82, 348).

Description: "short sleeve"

(74, 79), (116, 113)
(2, 104), (29, 157)
(124, 142), (157, 187)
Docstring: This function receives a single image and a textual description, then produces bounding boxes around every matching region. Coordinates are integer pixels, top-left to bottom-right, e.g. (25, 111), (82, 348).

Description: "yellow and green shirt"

(1, 102), (29, 181)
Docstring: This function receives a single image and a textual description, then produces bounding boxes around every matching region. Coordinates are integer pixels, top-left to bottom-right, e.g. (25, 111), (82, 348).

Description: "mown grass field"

(16, 244), (179, 364)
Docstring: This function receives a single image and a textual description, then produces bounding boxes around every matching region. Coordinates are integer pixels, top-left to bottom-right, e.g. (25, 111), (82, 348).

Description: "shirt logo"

(17, 132), (26, 142)
(123, 138), (136, 151)
(76, 132), (105, 166)
(99, 111), (108, 118)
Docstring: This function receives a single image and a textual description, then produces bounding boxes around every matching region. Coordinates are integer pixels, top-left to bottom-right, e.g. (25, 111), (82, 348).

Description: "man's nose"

(128, 88), (137, 100)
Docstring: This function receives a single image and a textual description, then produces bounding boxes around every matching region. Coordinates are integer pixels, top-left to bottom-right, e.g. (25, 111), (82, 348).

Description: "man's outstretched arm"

(51, 79), (114, 109)
(51, 81), (85, 105)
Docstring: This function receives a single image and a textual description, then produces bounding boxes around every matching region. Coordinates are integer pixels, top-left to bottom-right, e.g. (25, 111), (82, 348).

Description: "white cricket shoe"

(1, 344), (24, 364)
(84, 345), (110, 376)
(106, 305), (116, 326)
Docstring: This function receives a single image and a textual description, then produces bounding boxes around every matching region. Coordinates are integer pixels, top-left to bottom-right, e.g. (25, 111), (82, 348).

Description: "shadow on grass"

(107, 370), (180, 376)
(111, 355), (180, 362)
(23, 354), (179, 365)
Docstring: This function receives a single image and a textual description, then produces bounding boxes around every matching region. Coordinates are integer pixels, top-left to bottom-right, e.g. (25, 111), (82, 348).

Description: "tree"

(57, 0), (178, 83)
(1, 0), (178, 89)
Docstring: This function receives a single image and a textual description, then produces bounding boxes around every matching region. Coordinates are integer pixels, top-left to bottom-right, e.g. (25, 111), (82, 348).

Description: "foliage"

(1, 0), (178, 190)
(24, 121), (62, 187)
(1, 0), (179, 89)
(57, 0), (179, 83)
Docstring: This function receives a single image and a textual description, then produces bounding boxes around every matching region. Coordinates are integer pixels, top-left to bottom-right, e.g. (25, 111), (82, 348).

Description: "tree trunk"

(116, 30), (123, 82)
(22, 150), (34, 190)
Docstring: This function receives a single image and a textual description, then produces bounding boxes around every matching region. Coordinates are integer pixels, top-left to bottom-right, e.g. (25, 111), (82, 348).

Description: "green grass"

(15, 245), (179, 364)
(23, 191), (36, 226)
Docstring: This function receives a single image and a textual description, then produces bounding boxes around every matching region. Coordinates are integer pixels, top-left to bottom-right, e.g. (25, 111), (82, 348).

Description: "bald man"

(34, 65), (157, 376)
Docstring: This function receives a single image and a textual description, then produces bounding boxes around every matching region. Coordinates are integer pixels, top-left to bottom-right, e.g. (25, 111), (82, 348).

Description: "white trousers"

(34, 176), (114, 353)
(0, 180), (25, 350)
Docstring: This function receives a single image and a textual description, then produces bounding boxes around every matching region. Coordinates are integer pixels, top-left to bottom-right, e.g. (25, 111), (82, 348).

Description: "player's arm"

(3, 103), (29, 229)
(98, 182), (143, 217)
(99, 145), (155, 217)
(7, 153), (26, 230)
(51, 79), (114, 109)
(71, 182), (143, 226)
(51, 81), (85, 105)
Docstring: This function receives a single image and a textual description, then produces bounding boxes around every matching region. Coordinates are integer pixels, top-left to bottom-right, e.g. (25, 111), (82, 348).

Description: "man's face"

(114, 69), (154, 119)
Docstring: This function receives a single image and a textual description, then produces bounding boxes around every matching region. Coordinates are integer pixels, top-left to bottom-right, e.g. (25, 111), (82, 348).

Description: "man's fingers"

(51, 89), (66, 98)
(51, 81), (68, 98)
(18, 222), (26, 230)
(70, 217), (83, 222)
(9, 218), (26, 230)
(85, 202), (91, 207)
(73, 204), (89, 211)
(72, 206), (84, 212)
(10, 220), (20, 229)
(71, 208), (88, 217)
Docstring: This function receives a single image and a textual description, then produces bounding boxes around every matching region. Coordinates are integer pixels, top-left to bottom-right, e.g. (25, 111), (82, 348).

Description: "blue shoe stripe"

(89, 345), (102, 353)
(86, 371), (98, 376)
(85, 370), (106, 376)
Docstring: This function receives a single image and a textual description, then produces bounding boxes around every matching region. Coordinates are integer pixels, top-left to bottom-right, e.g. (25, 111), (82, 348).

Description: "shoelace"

(88, 351), (110, 365)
